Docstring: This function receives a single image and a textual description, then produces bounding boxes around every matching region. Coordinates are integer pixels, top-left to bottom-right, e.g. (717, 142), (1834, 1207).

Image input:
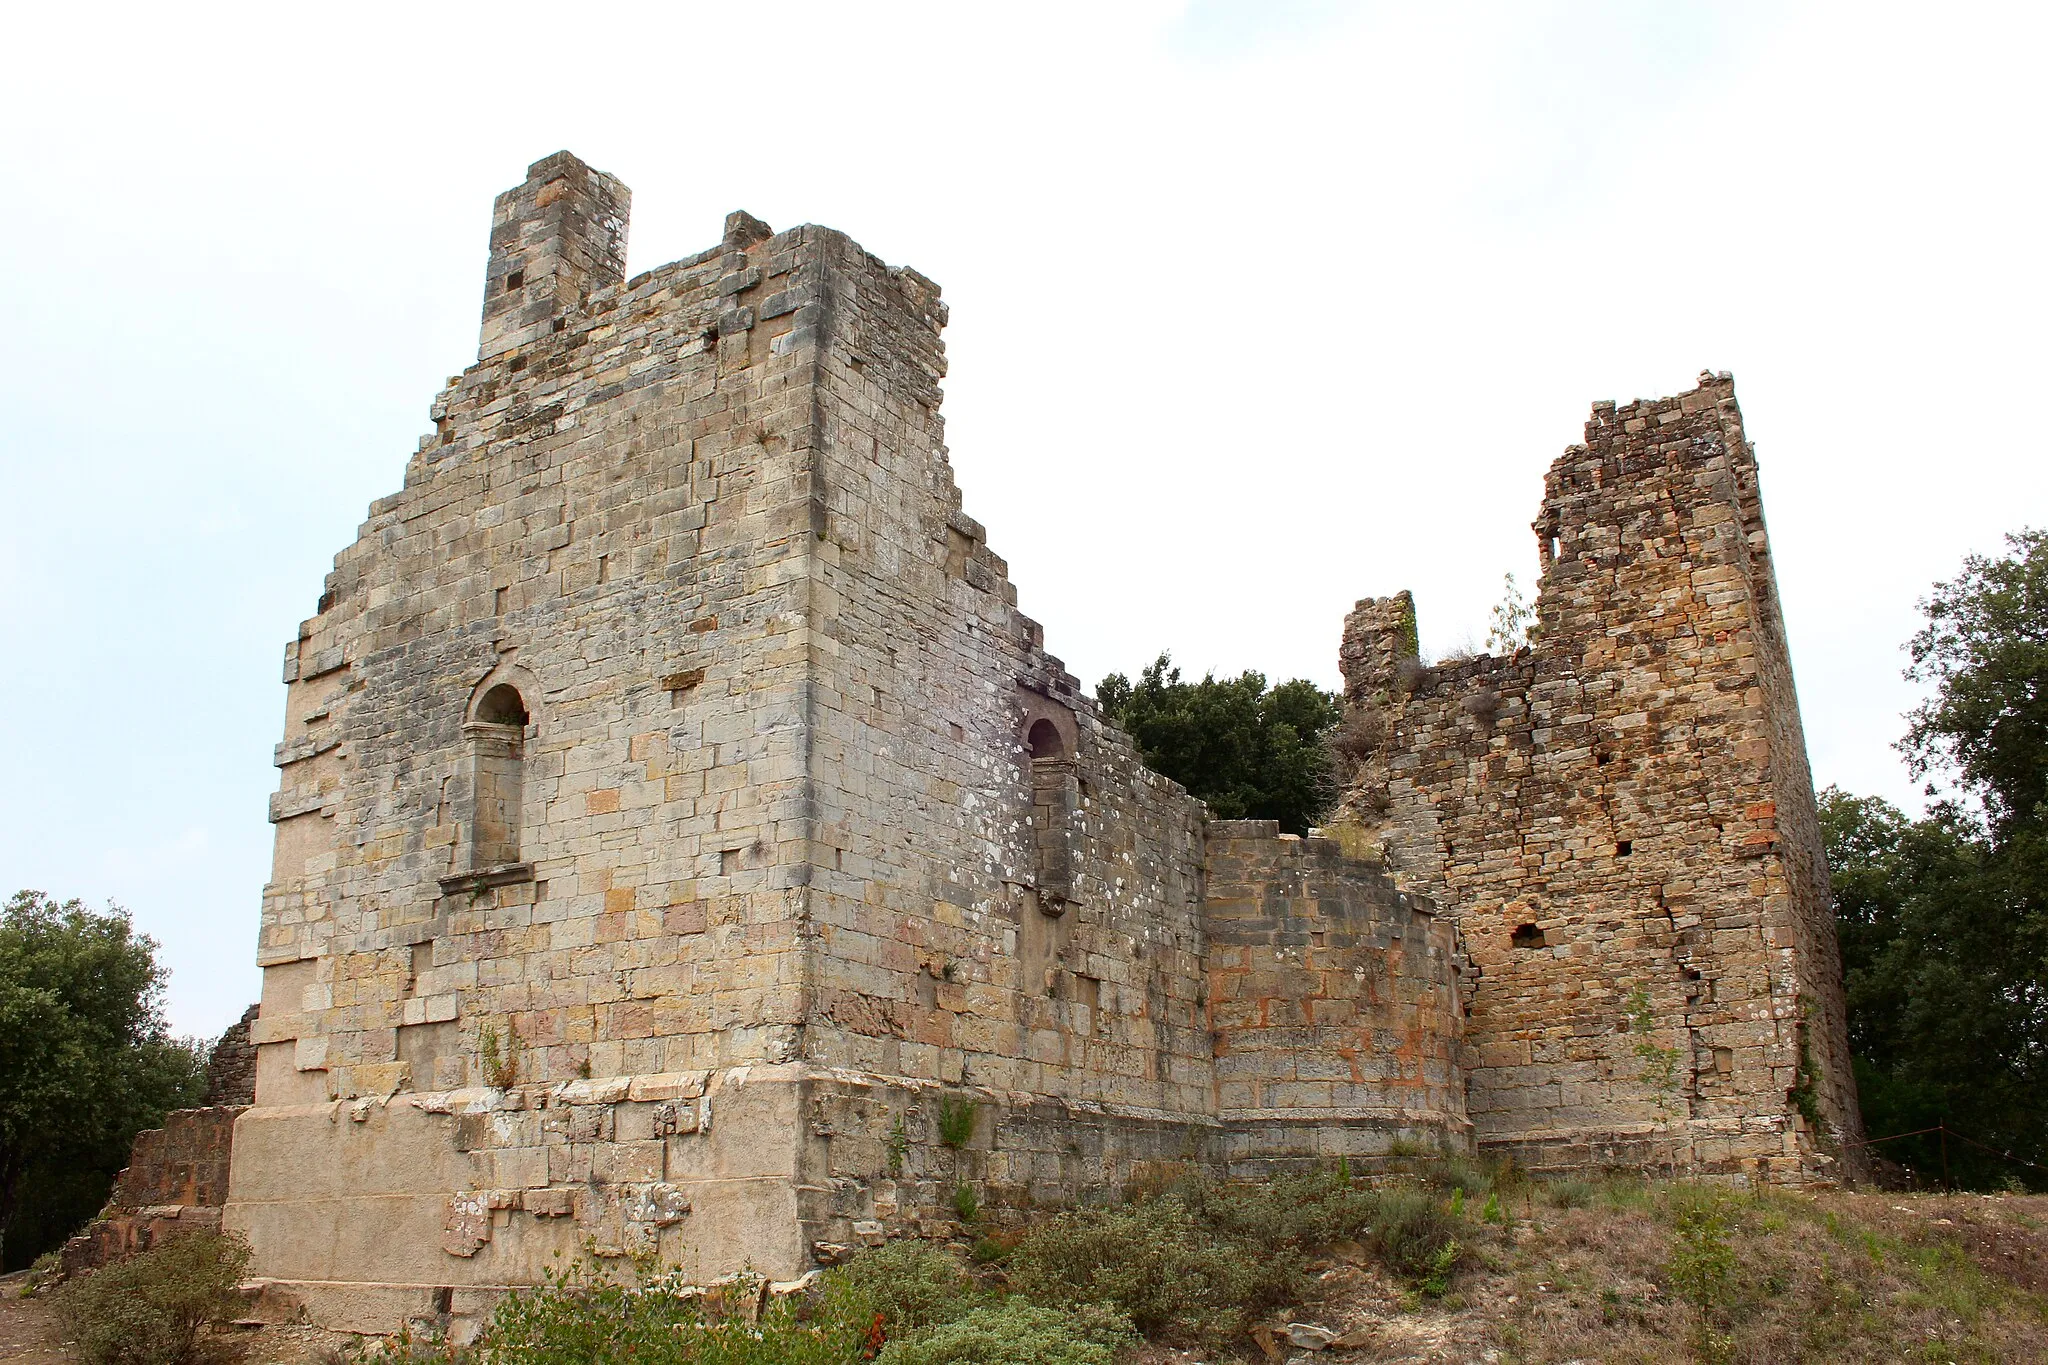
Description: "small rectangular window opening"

(494, 587), (508, 616)
(1615, 840), (1633, 857)
(505, 270), (524, 291)
(1510, 923), (1546, 950)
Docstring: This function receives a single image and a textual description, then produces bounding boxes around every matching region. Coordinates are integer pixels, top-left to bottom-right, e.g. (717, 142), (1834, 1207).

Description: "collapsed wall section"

(60, 1107), (244, 1277)
(1332, 373), (1863, 1182)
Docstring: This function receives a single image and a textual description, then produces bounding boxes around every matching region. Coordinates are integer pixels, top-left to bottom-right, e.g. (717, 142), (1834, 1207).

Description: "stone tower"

(224, 153), (1469, 1335)
(1332, 374), (1865, 1182)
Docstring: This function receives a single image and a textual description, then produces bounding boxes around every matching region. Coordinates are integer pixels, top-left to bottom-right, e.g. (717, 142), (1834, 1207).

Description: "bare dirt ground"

(0, 1274), (72, 1365)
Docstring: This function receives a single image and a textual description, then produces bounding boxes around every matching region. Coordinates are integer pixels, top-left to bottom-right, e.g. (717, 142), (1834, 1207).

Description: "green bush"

(1382, 1142), (1502, 1200)
(1370, 1185), (1464, 1285)
(1004, 1199), (1292, 1343)
(477, 1264), (873, 1365)
(876, 1300), (1132, 1365)
(54, 1231), (252, 1365)
(834, 1240), (976, 1332)
(472, 1248), (1110, 1365)
(1544, 1179), (1594, 1209)
(1168, 1167), (1375, 1252)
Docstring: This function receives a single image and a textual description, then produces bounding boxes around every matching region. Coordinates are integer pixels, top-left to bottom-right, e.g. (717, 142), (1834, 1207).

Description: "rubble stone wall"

(1332, 374), (1863, 1182)
(61, 1106), (243, 1275)
(205, 1003), (259, 1106)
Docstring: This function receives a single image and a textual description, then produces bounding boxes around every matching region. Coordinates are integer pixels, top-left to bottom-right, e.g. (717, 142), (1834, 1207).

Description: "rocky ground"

(9, 1188), (2048, 1364)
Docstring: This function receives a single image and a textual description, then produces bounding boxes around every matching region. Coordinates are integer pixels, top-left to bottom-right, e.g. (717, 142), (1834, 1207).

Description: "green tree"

(1485, 572), (1534, 654)
(1819, 789), (2045, 1188)
(1096, 655), (1340, 835)
(1904, 528), (2048, 840)
(1821, 526), (2048, 1188)
(0, 891), (208, 1268)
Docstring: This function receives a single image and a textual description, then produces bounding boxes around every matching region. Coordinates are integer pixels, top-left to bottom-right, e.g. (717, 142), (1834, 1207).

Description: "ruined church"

(145, 153), (1860, 1331)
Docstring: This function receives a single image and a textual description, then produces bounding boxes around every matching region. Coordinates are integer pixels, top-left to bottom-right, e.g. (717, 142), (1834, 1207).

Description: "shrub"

(54, 1231), (252, 1365)
(478, 1264), (876, 1365)
(1004, 1200), (1291, 1343)
(1668, 1197), (1736, 1318)
(876, 1300), (1132, 1365)
(1370, 1186), (1464, 1285)
(1544, 1179), (1594, 1209)
(834, 1240), (976, 1332)
(1169, 1167), (1375, 1253)
(1383, 1143), (1496, 1200)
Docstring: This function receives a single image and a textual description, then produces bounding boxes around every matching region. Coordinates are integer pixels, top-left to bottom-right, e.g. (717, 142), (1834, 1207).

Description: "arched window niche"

(1019, 695), (1079, 916)
(443, 672), (538, 892)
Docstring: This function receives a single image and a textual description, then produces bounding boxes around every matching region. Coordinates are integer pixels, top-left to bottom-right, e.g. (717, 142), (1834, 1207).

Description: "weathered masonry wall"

(783, 229), (1222, 1252)
(222, 151), (1858, 1334)
(228, 153), (1473, 1332)
(234, 158), (856, 1317)
(1204, 822), (1469, 1175)
(1331, 373), (1864, 1182)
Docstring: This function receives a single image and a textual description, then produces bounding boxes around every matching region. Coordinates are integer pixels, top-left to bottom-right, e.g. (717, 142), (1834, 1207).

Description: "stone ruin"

(100, 153), (1862, 1333)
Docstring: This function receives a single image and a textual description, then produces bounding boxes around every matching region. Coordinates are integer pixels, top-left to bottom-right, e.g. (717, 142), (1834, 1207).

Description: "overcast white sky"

(3, 1), (2043, 1037)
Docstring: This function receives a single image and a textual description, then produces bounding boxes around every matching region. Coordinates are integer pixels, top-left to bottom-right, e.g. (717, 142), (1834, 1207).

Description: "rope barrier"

(1838, 1119), (2045, 1187)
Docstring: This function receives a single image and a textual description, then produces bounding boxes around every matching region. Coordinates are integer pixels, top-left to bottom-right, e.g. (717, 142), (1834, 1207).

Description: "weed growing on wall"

(1625, 986), (1682, 1119)
(886, 1114), (909, 1175)
(934, 1094), (978, 1149)
(477, 1020), (520, 1089)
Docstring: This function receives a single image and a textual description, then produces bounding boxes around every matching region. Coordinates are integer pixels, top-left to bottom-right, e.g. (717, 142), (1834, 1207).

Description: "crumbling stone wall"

(205, 1003), (259, 1106)
(230, 155), (1465, 1333)
(61, 1107), (243, 1275)
(226, 151), (1847, 1333)
(1332, 373), (1863, 1182)
(778, 228), (1242, 1248)
(1204, 822), (1470, 1175)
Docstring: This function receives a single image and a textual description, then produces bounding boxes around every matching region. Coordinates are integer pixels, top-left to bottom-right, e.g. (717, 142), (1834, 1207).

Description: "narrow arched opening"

(464, 684), (528, 872)
(475, 683), (529, 727)
(1027, 718), (1065, 760)
(1025, 711), (1076, 913)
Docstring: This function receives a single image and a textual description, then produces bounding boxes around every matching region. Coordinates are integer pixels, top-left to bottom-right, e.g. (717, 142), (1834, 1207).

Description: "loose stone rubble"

(128, 152), (1859, 1333)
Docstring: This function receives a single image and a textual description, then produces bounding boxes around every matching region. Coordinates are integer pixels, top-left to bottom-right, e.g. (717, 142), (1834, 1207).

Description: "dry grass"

(1456, 1181), (2048, 1364)
(12, 1181), (2047, 1364)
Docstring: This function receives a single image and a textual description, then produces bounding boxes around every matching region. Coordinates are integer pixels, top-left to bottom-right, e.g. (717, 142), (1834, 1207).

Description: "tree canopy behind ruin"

(0, 891), (207, 1268)
(1096, 655), (1340, 836)
(1824, 527), (2048, 1189)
